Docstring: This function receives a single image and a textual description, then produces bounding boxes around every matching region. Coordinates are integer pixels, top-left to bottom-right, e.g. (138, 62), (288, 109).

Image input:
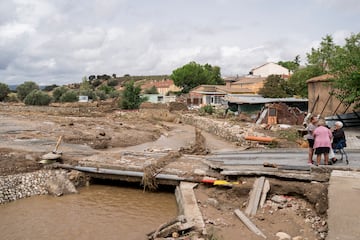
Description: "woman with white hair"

(331, 121), (346, 163)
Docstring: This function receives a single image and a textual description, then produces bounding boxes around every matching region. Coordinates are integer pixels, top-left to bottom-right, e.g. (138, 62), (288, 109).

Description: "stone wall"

(180, 114), (260, 144)
(0, 170), (80, 204)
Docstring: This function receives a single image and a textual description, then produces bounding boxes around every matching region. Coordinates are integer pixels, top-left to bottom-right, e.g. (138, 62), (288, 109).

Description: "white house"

(249, 62), (291, 78)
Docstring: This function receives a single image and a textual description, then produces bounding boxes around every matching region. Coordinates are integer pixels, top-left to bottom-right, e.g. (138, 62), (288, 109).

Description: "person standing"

(306, 116), (318, 164)
(331, 121), (346, 163)
(313, 119), (333, 165)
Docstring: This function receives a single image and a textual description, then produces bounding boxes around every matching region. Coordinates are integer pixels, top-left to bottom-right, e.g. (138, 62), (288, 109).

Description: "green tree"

(144, 86), (159, 94)
(171, 61), (224, 93)
(24, 90), (52, 105)
(287, 65), (324, 97)
(0, 82), (10, 101)
(80, 76), (93, 91)
(307, 35), (338, 72)
(120, 80), (146, 109)
(60, 90), (78, 102)
(329, 33), (360, 108)
(258, 75), (290, 98)
(52, 86), (69, 102)
(278, 55), (300, 73)
(16, 81), (39, 101)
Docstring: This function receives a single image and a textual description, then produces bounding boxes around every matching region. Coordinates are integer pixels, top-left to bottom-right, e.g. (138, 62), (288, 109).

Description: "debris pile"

(180, 128), (210, 155)
(256, 103), (305, 125)
(141, 151), (182, 191)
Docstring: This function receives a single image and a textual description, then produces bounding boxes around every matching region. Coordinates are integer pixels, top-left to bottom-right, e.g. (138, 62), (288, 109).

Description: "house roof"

(216, 85), (253, 94)
(250, 62), (289, 72)
(306, 74), (334, 83)
(190, 84), (253, 95)
(223, 95), (308, 104)
(190, 85), (225, 94)
(232, 76), (266, 85)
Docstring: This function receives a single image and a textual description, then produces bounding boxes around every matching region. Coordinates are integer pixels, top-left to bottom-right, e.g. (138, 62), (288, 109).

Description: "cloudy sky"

(0, 0), (359, 85)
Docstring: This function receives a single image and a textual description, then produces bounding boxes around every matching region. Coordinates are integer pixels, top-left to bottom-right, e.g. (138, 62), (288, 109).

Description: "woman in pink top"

(313, 119), (332, 165)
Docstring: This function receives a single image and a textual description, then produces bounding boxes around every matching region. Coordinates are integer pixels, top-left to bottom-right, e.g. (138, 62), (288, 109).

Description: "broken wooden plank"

(245, 176), (265, 216)
(234, 209), (267, 239)
(260, 179), (270, 208)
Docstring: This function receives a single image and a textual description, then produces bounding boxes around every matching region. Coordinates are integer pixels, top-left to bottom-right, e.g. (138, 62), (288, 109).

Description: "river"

(0, 184), (177, 240)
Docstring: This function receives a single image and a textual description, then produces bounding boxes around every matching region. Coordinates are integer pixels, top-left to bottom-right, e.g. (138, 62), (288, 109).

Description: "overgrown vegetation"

(16, 81), (39, 101)
(199, 105), (214, 115)
(0, 82), (10, 101)
(119, 80), (147, 109)
(278, 129), (301, 142)
(24, 89), (52, 106)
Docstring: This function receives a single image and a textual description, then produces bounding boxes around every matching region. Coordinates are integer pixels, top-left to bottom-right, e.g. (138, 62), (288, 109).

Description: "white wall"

(252, 62), (290, 77)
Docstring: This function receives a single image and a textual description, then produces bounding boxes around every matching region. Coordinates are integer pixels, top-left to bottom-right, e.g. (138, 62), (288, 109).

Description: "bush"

(16, 81), (39, 101)
(79, 89), (97, 101)
(60, 90), (78, 102)
(108, 90), (120, 98)
(98, 85), (115, 94)
(24, 90), (52, 105)
(95, 90), (107, 100)
(0, 82), (10, 101)
(52, 86), (69, 102)
(6, 93), (19, 102)
(107, 79), (119, 87)
(199, 105), (214, 115)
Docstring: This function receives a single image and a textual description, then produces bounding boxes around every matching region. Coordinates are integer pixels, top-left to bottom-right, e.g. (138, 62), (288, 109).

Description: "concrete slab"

(327, 170), (360, 240)
(344, 127), (360, 150)
(175, 182), (205, 233)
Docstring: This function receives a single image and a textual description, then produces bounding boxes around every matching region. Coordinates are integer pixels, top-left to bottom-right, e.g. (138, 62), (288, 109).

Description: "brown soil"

(0, 103), (325, 240)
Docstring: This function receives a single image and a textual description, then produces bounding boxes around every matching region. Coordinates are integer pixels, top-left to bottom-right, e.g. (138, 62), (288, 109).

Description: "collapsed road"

(1, 103), (360, 240)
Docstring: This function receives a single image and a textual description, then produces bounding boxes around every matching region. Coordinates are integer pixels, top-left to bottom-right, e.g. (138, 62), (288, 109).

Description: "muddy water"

(0, 185), (177, 240)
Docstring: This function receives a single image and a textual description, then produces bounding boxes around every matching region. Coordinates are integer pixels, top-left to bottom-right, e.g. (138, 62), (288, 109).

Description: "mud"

(0, 103), (327, 240)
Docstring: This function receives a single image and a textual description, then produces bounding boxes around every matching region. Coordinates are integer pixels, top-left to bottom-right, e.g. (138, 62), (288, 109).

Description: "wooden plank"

(259, 179), (270, 209)
(245, 176), (265, 216)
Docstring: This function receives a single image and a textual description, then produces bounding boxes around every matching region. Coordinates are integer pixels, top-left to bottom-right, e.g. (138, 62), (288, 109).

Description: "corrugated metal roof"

(223, 95), (308, 104)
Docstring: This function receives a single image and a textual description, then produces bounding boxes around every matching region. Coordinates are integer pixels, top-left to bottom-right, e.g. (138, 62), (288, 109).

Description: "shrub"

(24, 90), (52, 105)
(98, 85), (115, 94)
(0, 82), (10, 101)
(107, 79), (119, 87)
(6, 93), (19, 102)
(79, 89), (97, 101)
(16, 81), (39, 101)
(60, 90), (78, 102)
(108, 90), (120, 98)
(95, 90), (107, 100)
(199, 105), (214, 115)
(52, 86), (69, 102)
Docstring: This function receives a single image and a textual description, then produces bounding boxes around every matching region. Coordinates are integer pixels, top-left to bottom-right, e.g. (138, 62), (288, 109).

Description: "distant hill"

(7, 75), (170, 91)
(8, 85), (47, 91)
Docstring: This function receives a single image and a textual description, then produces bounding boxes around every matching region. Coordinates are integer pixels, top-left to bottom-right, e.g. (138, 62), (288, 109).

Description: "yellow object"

(213, 180), (240, 186)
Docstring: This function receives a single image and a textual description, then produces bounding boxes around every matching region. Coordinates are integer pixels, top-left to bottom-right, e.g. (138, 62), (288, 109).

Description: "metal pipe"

(61, 165), (189, 182)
